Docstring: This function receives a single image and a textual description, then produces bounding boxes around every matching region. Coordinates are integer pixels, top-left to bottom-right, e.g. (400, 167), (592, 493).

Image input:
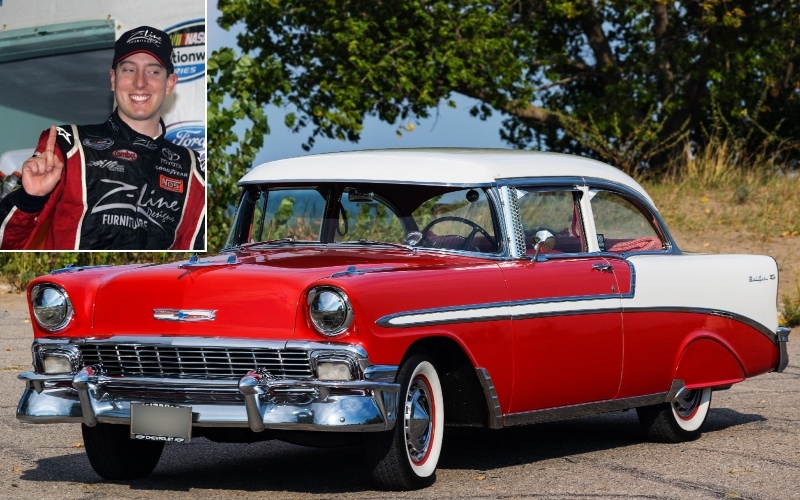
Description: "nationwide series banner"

(164, 17), (206, 172)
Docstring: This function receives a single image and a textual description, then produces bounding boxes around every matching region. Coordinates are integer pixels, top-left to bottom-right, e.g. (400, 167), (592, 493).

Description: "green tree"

(208, 0), (800, 247)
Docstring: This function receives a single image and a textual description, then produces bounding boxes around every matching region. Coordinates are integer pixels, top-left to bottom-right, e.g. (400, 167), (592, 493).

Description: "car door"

(500, 188), (624, 413)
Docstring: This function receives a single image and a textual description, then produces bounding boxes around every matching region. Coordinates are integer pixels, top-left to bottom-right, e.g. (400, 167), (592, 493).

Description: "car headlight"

(307, 286), (353, 336)
(31, 284), (73, 331)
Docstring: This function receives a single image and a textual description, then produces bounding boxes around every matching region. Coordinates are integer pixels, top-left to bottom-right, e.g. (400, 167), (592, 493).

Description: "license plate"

(130, 403), (192, 443)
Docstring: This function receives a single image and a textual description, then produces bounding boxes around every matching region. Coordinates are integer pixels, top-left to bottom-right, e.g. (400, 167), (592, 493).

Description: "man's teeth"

(131, 95), (150, 102)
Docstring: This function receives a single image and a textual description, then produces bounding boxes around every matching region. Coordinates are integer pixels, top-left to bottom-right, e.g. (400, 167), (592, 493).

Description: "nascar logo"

(166, 19), (205, 83)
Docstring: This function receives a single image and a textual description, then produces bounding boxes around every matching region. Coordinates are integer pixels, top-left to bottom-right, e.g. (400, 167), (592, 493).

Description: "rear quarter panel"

(617, 253), (779, 398)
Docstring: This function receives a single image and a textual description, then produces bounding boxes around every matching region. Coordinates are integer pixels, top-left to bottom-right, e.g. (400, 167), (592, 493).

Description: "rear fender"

(673, 334), (745, 389)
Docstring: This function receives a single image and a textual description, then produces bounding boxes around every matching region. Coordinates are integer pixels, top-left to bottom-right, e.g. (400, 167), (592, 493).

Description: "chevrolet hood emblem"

(153, 309), (216, 322)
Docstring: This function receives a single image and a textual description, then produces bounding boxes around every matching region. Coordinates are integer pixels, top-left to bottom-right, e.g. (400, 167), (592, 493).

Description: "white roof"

(241, 149), (654, 205)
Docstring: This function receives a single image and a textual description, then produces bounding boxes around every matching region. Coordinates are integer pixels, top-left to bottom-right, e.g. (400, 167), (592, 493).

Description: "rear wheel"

(365, 354), (444, 490)
(637, 387), (712, 443)
(82, 423), (164, 480)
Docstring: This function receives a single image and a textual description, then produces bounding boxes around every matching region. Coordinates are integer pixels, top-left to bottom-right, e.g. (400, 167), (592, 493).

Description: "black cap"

(113, 26), (174, 74)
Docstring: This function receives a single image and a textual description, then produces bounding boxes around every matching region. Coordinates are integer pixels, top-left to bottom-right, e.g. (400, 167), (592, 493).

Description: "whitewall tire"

(365, 354), (444, 490)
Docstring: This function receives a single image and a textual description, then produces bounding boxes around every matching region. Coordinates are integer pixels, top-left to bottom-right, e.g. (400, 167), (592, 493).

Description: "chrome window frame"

(499, 177), (681, 257)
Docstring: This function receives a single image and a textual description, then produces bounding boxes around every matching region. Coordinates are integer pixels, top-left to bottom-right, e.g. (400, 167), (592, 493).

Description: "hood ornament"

(153, 309), (217, 322)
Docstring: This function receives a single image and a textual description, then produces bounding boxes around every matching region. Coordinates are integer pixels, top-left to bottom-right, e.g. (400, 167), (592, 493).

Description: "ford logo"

(165, 122), (205, 152)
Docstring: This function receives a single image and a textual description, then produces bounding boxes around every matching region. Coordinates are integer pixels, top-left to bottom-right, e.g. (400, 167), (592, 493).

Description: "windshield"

(226, 184), (501, 254)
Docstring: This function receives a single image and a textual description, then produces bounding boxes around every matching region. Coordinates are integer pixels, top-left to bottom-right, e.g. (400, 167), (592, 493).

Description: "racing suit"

(0, 111), (205, 250)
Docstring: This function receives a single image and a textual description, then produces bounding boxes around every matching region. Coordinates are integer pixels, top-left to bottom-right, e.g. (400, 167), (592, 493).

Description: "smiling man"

(0, 26), (205, 250)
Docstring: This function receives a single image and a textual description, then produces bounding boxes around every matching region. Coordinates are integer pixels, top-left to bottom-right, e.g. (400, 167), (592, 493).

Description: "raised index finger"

(46, 126), (57, 152)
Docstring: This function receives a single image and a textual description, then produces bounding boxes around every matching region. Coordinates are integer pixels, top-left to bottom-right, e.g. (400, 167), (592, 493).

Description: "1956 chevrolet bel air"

(17, 149), (790, 490)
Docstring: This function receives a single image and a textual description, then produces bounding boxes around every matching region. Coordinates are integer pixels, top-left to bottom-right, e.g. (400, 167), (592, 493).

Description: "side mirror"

(532, 230), (555, 261)
(406, 231), (423, 246)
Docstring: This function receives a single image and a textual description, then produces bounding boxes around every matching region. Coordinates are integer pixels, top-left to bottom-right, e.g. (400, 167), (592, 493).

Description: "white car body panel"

(626, 254), (779, 333)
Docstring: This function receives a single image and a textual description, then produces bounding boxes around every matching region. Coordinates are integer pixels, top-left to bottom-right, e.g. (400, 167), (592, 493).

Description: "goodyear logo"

(166, 19), (205, 83)
(165, 121), (205, 152)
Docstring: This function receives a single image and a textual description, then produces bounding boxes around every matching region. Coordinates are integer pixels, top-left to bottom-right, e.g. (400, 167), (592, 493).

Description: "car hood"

(86, 247), (479, 339)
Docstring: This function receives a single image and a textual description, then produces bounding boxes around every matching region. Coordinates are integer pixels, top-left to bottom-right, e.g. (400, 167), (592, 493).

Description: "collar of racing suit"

(105, 110), (167, 148)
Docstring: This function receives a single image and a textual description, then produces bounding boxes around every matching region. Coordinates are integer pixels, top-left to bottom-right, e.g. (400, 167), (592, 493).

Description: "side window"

(334, 188), (406, 244)
(590, 191), (663, 253)
(516, 190), (584, 254)
(412, 188), (498, 253)
(252, 189), (326, 242)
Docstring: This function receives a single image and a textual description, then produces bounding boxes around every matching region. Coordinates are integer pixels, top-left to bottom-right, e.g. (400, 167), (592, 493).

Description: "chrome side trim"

(624, 307), (778, 344)
(776, 327), (791, 373)
(377, 294), (622, 328)
(475, 368), (503, 429)
(504, 392), (668, 427)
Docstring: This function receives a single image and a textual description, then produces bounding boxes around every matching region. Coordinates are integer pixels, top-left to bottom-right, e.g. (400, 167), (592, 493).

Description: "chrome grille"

(80, 344), (313, 380)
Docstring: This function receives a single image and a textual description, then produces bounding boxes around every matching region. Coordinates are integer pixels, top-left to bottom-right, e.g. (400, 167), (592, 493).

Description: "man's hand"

(22, 126), (65, 197)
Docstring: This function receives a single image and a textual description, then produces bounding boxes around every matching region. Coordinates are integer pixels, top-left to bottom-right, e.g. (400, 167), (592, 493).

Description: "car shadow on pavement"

(438, 407), (766, 472)
(19, 408), (766, 494)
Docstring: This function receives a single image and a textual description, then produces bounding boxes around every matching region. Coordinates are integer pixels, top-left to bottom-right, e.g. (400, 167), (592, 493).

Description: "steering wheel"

(420, 216), (494, 252)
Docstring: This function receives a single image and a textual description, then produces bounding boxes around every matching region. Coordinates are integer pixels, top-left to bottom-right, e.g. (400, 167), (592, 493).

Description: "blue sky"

(207, 4), (512, 167)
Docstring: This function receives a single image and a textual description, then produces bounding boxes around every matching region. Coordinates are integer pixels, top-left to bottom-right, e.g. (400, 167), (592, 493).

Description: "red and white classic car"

(18, 150), (790, 490)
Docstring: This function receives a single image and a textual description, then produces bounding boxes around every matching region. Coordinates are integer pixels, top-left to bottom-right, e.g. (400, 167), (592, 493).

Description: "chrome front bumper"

(17, 365), (400, 432)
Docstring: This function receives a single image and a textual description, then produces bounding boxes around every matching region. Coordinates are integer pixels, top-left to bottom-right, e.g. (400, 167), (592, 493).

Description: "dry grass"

(642, 136), (800, 326)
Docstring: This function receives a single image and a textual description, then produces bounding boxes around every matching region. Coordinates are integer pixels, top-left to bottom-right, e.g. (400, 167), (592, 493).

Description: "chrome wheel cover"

(404, 376), (433, 463)
(673, 389), (700, 419)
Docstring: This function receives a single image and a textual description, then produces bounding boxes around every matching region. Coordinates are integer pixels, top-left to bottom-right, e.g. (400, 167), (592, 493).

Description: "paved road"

(0, 290), (798, 499)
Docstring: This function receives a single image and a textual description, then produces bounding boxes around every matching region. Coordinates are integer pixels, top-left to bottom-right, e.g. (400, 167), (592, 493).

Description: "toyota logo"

(162, 148), (181, 162)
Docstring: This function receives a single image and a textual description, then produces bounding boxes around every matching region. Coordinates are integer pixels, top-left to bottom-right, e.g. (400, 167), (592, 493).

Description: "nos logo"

(165, 122), (205, 152)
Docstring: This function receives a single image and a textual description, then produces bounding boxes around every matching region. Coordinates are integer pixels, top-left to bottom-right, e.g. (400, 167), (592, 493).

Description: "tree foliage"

(208, 0), (800, 247)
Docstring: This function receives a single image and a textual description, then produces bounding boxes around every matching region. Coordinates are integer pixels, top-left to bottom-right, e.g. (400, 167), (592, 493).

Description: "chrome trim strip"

(624, 307), (778, 344)
(32, 336), (371, 354)
(475, 368), (503, 429)
(776, 327), (791, 373)
(376, 294), (622, 328)
(238, 179), (496, 188)
(504, 392), (668, 427)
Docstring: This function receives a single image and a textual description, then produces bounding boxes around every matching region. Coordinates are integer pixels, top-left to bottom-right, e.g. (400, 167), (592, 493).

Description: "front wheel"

(364, 354), (444, 490)
(637, 387), (712, 443)
(82, 423), (165, 480)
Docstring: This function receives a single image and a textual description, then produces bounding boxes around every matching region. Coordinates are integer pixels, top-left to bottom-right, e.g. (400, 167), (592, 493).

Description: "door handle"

(592, 263), (614, 273)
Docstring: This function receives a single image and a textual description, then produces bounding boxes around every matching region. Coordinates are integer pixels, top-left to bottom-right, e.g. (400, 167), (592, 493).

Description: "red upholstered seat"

(605, 237), (661, 253)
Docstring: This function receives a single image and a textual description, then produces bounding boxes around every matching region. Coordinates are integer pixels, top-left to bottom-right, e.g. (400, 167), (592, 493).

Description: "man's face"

(110, 52), (178, 126)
